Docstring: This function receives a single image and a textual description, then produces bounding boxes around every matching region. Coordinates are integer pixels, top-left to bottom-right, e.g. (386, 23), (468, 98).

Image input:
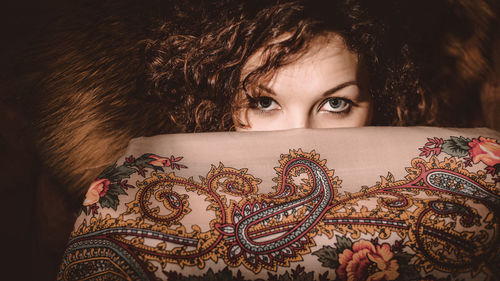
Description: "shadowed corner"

(481, 34), (500, 131)
(0, 1), (75, 280)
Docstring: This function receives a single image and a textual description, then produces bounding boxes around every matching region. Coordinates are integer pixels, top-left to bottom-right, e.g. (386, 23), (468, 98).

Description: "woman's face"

(235, 35), (372, 131)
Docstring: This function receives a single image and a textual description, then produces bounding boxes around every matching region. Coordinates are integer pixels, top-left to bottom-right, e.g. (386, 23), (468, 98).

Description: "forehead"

(241, 33), (356, 80)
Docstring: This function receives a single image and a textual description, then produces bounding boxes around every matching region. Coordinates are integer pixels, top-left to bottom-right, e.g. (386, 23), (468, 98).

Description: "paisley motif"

(58, 139), (500, 280)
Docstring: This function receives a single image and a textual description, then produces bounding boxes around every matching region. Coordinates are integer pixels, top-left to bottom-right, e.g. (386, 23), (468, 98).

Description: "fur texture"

(34, 1), (180, 196)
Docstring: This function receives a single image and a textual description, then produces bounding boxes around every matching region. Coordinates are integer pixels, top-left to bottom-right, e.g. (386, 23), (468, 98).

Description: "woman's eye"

(255, 97), (280, 110)
(320, 98), (352, 113)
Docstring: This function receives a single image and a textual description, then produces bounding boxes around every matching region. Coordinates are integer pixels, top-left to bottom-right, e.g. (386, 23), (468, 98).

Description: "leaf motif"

(312, 246), (339, 269)
(441, 138), (470, 158)
(107, 184), (127, 196)
(295, 271), (314, 281)
(134, 154), (157, 167)
(395, 251), (413, 265)
(425, 139), (434, 146)
(172, 156), (184, 162)
(143, 163), (164, 172)
(99, 196), (111, 208)
(179, 267), (235, 281)
(335, 235), (353, 253)
(80, 206), (88, 216)
(450, 136), (472, 150)
(277, 272), (293, 281)
(419, 147), (431, 157)
(107, 165), (136, 181)
(395, 252), (421, 281)
(100, 194), (119, 210)
(135, 153), (154, 161)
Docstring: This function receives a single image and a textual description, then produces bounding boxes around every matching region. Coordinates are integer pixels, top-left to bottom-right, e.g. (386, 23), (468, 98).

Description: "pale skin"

(235, 34), (372, 131)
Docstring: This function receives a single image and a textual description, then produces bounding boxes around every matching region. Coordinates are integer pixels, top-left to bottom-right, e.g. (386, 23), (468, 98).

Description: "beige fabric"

(58, 127), (500, 280)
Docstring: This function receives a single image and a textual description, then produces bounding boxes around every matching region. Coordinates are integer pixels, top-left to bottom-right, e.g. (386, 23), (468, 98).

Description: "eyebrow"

(258, 80), (358, 97)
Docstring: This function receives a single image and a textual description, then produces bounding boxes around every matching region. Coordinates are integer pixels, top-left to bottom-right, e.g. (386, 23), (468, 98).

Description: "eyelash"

(318, 97), (354, 115)
(246, 94), (277, 109)
(245, 94), (355, 116)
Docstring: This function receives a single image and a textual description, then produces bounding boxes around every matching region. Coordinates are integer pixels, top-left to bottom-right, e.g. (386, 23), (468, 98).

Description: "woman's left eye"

(319, 98), (352, 113)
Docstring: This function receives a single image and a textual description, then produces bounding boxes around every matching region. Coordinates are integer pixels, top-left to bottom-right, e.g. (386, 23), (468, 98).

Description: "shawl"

(57, 127), (500, 280)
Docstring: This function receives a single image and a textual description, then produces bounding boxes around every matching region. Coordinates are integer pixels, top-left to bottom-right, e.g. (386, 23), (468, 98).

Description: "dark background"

(0, 2), (73, 280)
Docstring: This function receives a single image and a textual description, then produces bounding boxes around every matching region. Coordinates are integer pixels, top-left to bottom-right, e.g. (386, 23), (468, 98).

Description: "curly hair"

(23, 0), (496, 197)
(141, 0), (434, 132)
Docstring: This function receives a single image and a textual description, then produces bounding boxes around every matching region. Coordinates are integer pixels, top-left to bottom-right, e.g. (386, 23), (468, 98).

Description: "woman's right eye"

(254, 97), (280, 111)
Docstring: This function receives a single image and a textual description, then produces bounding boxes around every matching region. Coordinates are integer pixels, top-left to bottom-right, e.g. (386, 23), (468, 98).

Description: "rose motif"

(337, 240), (399, 281)
(468, 137), (500, 167)
(83, 179), (111, 206)
(148, 154), (171, 167)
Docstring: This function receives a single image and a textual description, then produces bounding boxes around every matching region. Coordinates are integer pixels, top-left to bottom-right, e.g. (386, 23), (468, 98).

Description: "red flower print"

(148, 154), (171, 167)
(468, 137), (500, 167)
(148, 154), (187, 170)
(83, 179), (111, 206)
(337, 240), (399, 281)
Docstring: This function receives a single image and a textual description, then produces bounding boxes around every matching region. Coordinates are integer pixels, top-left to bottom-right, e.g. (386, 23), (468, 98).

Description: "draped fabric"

(57, 127), (500, 280)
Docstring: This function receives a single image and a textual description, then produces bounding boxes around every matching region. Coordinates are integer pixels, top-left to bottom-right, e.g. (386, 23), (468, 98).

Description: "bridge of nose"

(283, 102), (315, 129)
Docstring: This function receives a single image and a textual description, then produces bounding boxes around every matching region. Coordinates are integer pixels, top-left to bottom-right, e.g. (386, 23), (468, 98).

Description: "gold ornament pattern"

(58, 136), (500, 281)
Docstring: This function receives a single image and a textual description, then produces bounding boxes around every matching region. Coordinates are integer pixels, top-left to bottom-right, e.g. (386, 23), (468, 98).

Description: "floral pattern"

(468, 137), (500, 166)
(82, 179), (110, 206)
(337, 240), (399, 281)
(80, 153), (187, 215)
(313, 237), (419, 281)
(419, 136), (500, 175)
(61, 135), (499, 281)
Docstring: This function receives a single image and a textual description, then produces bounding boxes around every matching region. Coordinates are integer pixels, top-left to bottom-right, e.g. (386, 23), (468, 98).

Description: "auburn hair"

(140, 0), (436, 132)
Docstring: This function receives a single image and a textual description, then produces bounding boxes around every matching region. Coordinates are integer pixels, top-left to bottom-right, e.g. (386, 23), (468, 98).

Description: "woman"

(142, 0), (429, 133)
